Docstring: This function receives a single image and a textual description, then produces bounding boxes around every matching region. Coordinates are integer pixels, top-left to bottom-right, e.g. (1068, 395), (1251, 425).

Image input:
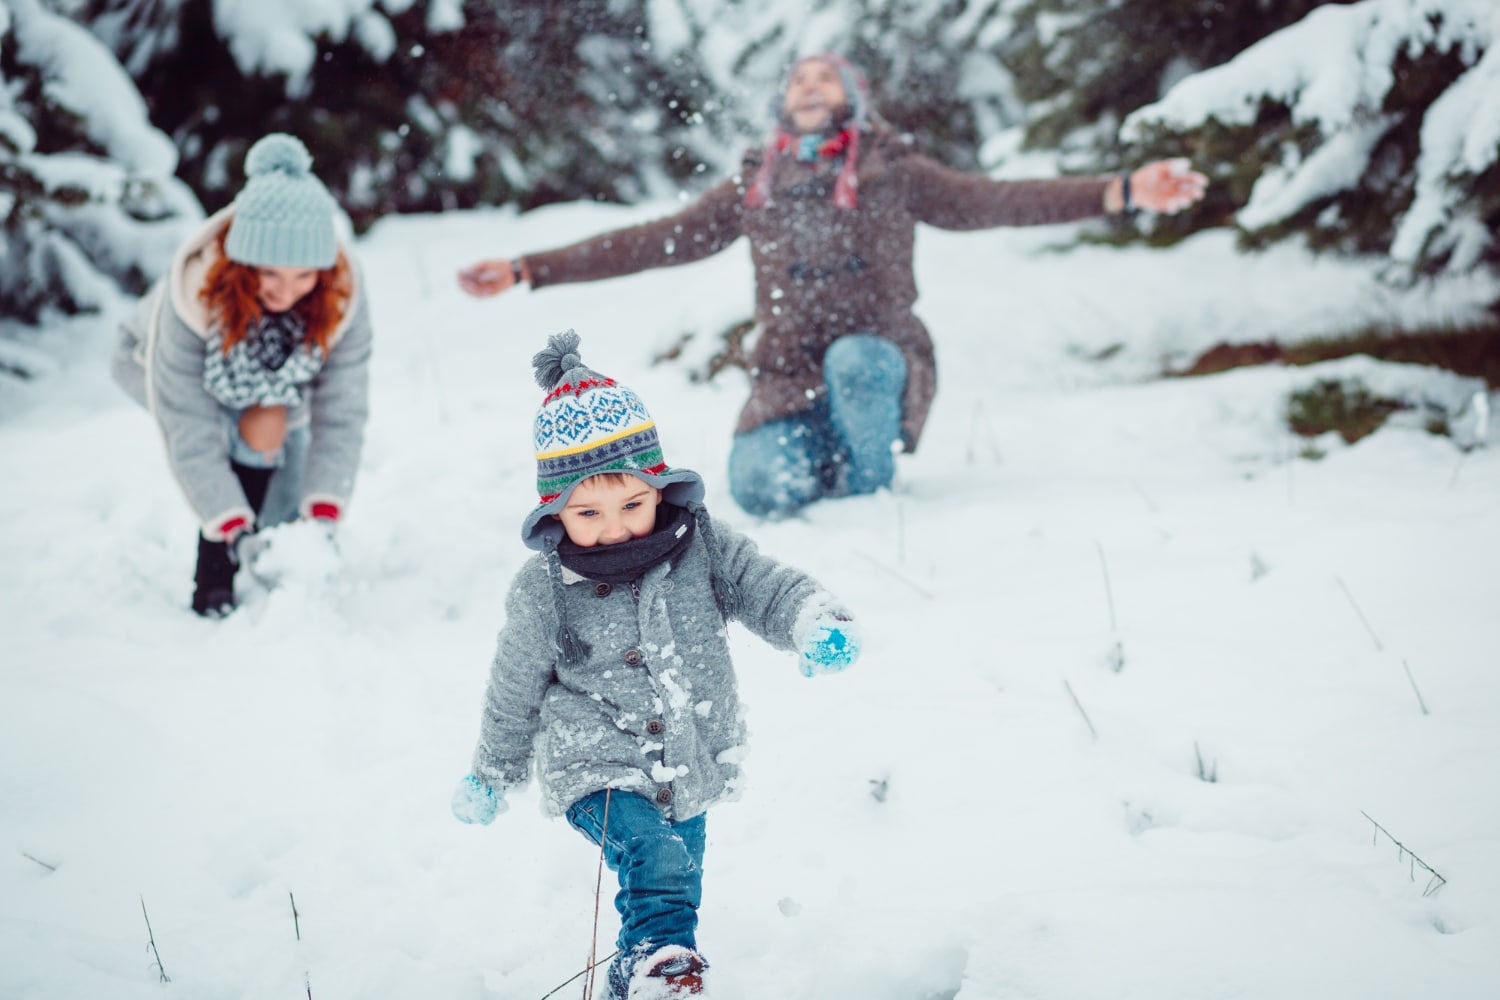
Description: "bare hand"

(1128, 159), (1208, 214)
(457, 258), (523, 297)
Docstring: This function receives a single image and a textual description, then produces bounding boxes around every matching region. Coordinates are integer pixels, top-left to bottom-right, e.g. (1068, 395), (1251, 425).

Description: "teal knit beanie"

(225, 134), (338, 269)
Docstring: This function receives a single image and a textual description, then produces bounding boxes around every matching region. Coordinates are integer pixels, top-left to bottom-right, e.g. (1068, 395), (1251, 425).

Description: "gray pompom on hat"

(225, 134), (339, 269)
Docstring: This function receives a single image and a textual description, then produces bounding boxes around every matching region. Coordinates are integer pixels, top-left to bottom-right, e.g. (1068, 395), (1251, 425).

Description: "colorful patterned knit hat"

(226, 134), (339, 269)
(521, 330), (705, 550)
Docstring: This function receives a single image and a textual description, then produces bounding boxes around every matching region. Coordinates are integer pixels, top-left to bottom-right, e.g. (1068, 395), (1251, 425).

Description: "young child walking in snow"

(452, 330), (860, 999)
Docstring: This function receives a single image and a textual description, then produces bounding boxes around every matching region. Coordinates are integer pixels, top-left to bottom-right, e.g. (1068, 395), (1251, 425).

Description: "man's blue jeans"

(729, 334), (907, 517)
(565, 790), (707, 995)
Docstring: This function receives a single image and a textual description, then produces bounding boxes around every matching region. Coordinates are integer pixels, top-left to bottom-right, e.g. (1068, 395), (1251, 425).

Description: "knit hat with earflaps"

(521, 329), (705, 551)
(225, 134), (339, 269)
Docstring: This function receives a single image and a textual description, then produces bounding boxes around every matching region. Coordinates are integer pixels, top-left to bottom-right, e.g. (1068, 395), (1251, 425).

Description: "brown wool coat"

(524, 128), (1112, 451)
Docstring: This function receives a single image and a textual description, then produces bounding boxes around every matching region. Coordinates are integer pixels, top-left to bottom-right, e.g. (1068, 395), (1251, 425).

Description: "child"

(452, 331), (860, 999)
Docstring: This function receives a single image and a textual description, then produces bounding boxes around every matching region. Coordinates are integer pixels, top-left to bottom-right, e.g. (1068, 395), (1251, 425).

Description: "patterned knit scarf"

(744, 125), (861, 210)
(203, 311), (324, 410)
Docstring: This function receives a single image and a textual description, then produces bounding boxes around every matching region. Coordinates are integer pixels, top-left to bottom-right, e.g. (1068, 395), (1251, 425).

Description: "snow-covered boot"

(191, 534), (237, 618)
(190, 462), (273, 617)
(624, 945), (707, 999)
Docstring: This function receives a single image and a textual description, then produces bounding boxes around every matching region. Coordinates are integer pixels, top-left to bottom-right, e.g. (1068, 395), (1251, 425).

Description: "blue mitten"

(452, 774), (507, 825)
(798, 618), (861, 677)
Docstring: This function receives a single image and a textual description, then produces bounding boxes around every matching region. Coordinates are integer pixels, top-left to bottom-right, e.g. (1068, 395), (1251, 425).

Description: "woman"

(113, 133), (372, 617)
(459, 53), (1207, 517)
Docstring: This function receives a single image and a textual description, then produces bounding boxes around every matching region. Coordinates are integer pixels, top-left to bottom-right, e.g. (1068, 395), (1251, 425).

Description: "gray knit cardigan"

(112, 207), (372, 538)
(470, 521), (849, 821)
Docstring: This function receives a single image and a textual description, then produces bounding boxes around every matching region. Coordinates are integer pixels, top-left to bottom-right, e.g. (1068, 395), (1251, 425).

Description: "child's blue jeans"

(729, 333), (907, 517)
(565, 790), (707, 993)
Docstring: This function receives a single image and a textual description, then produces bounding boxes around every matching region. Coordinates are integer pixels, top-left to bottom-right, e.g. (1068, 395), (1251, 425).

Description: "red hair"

(199, 222), (353, 356)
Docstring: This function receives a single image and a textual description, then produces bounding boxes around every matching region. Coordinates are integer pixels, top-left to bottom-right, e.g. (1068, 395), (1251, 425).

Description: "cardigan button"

(594, 582), (612, 597)
(646, 719), (665, 736)
(623, 648), (644, 666)
(654, 787), (673, 805)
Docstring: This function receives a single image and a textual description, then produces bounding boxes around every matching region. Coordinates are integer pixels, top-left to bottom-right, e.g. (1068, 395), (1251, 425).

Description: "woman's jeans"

(225, 410), (310, 528)
(729, 334), (907, 517)
(565, 790), (706, 994)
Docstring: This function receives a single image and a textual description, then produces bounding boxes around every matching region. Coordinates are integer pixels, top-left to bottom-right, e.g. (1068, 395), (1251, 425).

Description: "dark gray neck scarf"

(543, 501), (740, 667)
(556, 503), (695, 584)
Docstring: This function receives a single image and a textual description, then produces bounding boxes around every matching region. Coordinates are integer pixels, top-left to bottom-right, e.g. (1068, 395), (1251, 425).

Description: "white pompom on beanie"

(225, 134), (339, 269)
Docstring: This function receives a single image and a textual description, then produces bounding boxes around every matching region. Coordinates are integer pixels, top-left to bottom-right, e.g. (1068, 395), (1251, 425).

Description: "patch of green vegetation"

(1286, 379), (1409, 444)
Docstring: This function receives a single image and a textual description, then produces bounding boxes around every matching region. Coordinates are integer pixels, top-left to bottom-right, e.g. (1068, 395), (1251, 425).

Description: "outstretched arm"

(458, 256), (532, 298)
(1105, 158), (1208, 214)
(456, 176), (746, 297)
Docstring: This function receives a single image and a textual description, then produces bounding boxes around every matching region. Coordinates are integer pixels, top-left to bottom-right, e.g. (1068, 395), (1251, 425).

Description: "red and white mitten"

(204, 509), (254, 545)
(300, 496), (342, 524)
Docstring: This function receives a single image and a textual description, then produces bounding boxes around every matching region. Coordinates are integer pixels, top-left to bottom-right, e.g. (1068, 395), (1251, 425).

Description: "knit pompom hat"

(521, 330), (705, 551)
(225, 134), (339, 269)
(771, 52), (872, 134)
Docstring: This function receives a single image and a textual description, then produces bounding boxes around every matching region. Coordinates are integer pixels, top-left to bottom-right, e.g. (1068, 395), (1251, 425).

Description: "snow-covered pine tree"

(1124, 0), (1500, 286)
(71, 0), (728, 227)
(633, 0), (1028, 177)
(990, 0), (1341, 233)
(75, 0), (1034, 223)
(999, 0), (1339, 154)
(1, 0), (199, 372)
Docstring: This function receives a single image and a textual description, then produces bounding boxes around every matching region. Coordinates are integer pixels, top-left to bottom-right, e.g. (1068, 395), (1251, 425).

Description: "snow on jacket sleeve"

(148, 292), (255, 533)
(471, 558), (561, 795)
(299, 274), (372, 515)
(709, 520), (852, 652)
(524, 177), (746, 289)
(901, 153), (1112, 231)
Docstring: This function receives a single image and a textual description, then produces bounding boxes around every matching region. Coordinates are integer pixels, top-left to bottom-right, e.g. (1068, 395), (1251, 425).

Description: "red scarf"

(744, 126), (860, 210)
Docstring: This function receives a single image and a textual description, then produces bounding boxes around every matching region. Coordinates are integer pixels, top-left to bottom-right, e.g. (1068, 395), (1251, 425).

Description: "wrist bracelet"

(511, 259), (524, 284)
(1120, 171), (1133, 212)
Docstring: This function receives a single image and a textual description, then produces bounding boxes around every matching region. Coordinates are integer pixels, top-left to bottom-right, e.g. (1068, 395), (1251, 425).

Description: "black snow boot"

(191, 533), (238, 618)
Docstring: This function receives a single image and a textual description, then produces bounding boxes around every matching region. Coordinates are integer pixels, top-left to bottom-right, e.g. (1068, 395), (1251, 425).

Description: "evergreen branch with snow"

(1124, 0), (1500, 282)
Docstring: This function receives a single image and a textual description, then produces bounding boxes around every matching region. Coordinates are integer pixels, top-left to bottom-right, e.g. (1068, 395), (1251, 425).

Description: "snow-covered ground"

(3, 202), (1498, 1000)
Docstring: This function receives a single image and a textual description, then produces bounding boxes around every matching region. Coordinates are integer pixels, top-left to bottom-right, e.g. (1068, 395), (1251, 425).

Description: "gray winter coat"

(112, 207), (372, 536)
(471, 522), (848, 821)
